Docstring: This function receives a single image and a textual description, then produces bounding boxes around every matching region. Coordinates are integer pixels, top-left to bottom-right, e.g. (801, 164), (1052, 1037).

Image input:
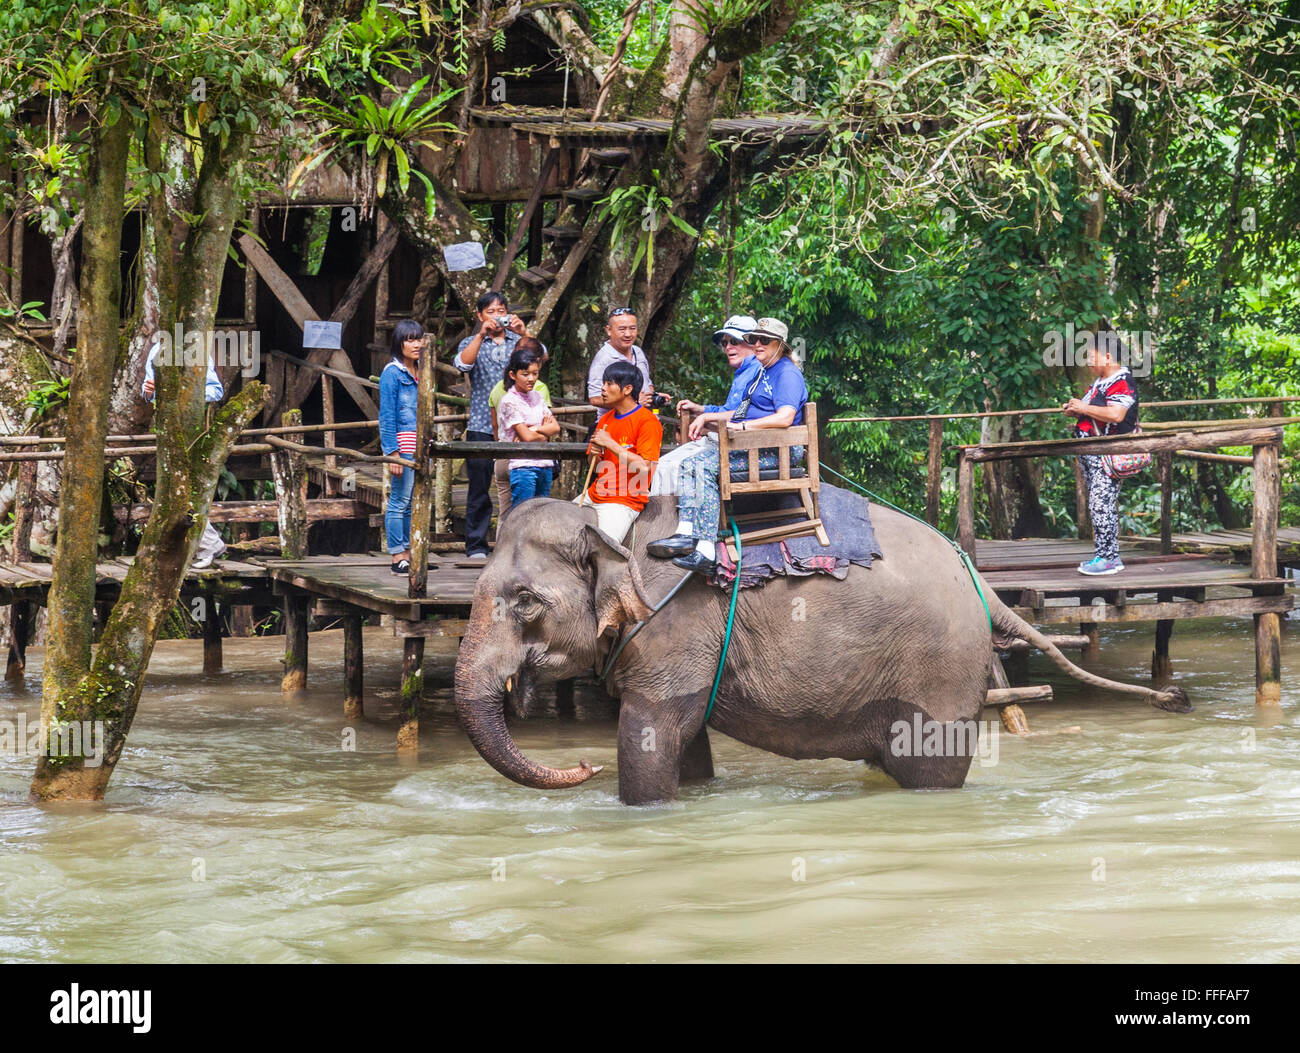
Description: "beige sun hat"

(749, 317), (790, 348)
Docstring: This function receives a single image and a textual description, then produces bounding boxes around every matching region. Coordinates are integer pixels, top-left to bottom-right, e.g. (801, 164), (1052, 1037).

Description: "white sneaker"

(466, 551), (488, 561)
(191, 553), (215, 570)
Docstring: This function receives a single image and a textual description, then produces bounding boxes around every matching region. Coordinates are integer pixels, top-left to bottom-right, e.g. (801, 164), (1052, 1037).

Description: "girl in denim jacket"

(379, 319), (425, 573)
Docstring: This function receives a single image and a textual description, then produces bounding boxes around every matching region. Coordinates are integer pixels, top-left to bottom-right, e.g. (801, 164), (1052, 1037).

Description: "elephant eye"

(511, 589), (548, 622)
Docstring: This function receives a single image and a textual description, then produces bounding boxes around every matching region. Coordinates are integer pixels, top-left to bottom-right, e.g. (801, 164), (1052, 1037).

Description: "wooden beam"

(492, 148), (559, 293)
(237, 233), (379, 417)
(956, 450), (975, 556)
(1252, 440), (1282, 706)
(530, 202), (611, 332)
(986, 685), (1053, 706)
(925, 418), (943, 526)
(329, 220), (401, 329)
(1013, 594), (1292, 626)
(963, 425), (1283, 463)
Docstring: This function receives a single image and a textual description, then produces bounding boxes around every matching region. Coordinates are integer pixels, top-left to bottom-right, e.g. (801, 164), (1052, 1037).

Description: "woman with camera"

(454, 291), (535, 559)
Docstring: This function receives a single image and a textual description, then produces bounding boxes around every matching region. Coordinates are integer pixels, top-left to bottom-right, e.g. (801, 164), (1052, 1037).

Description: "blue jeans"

(509, 467), (552, 506)
(385, 465), (414, 553)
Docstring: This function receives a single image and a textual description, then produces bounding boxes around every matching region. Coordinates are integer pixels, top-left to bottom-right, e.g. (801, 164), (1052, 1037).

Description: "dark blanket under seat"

(711, 482), (883, 589)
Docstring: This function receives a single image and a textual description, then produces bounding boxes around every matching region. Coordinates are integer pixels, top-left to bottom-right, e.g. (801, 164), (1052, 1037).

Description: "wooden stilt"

(398, 636), (423, 750)
(5, 601), (33, 681)
(555, 677), (576, 719)
(1251, 440), (1283, 706)
(343, 614), (364, 720)
(1157, 452), (1173, 555)
(1151, 618), (1174, 685)
(988, 653), (1029, 735)
(281, 589), (309, 697)
(1080, 621), (1099, 661)
(1255, 612), (1282, 706)
(202, 593), (223, 675)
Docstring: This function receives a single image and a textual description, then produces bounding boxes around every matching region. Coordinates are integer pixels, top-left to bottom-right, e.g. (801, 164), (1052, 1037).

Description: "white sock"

(675, 519), (692, 536)
(696, 539), (715, 560)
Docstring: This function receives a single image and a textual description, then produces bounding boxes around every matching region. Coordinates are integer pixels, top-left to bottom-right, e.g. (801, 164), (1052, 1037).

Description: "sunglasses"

(745, 335), (781, 347)
(607, 308), (636, 319)
(718, 335), (749, 346)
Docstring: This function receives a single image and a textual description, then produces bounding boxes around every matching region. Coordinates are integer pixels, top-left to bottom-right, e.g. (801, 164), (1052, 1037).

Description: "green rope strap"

(821, 463), (992, 632)
(704, 515), (743, 722)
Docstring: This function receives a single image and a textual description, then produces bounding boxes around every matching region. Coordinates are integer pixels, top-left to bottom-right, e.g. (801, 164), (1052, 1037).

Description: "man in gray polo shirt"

(587, 307), (664, 409)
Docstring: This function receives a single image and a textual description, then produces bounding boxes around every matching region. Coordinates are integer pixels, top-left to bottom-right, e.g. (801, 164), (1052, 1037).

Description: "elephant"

(453, 492), (1190, 805)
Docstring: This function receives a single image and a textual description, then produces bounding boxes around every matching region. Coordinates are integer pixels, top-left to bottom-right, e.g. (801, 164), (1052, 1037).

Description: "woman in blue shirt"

(378, 319), (425, 574)
(648, 317), (808, 574)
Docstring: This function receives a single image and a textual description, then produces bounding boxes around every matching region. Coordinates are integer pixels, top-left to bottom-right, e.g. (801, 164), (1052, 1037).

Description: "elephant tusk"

(505, 675), (513, 695)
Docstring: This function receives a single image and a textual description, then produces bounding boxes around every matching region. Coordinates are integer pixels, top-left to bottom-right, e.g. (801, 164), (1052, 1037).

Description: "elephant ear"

(581, 524), (654, 638)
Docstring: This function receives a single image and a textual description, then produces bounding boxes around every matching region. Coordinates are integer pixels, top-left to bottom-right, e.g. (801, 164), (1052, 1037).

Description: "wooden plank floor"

(263, 554), (481, 620)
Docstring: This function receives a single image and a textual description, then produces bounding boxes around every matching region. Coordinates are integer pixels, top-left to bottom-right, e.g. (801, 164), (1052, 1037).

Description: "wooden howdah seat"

(715, 402), (829, 557)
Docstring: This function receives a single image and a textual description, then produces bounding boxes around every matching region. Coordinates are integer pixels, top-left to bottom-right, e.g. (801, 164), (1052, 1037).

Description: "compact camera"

(649, 393), (670, 410)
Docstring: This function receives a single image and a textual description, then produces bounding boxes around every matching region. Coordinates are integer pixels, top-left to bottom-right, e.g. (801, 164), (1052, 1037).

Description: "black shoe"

(391, 559), (411, 574)
(647, 534), (697, 558)
(672, 550), (717, 576)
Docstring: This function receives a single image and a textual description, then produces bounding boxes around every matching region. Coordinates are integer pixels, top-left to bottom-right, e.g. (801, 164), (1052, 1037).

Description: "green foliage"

(599, 176), (699, 290)
(25, 372), (71, 417)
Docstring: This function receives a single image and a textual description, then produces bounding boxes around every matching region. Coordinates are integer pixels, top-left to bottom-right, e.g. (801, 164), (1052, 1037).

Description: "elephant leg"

(616, 692), (705, 805)
(679, 726), (714, 781)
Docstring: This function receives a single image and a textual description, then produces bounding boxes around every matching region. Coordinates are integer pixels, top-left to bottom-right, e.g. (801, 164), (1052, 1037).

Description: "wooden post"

(1073, 458), (1092, 542)
(1157, 451), (1172, 554)
(408, 333), (438, 598)
(202, 592), (223, 675)
(555, 678), (576, 719)
(398, 635), (423, 751)
(1080, 621), (1099, 661)
(343, 613), (364, 720)
(1251, 439), (1282, 706)
(925, 418), (943, 526)
(5, 457), (37, 680)
(321, 374), (337, 494)
(956, 450), (975, 556)
(1152, 619), (1174, 685)
(988, 655), (1029, 735)
(281, 588), (309, 698)
(270, 409), (308, 560)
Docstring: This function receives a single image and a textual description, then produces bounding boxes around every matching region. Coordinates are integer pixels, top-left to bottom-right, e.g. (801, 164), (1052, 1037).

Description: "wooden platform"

(974, 538), (1293, 626)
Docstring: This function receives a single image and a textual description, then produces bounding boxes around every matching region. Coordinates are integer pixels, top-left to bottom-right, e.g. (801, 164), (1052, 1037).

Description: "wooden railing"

(952, 424), (1285, 579)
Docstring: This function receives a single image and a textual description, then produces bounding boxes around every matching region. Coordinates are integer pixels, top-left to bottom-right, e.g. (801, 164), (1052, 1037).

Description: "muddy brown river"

(1, 617), (1296, 962)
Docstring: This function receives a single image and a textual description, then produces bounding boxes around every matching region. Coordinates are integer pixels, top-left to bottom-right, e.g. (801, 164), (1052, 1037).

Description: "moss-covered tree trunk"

(39, 108), (131, 725)
(31, 116), (266, 801)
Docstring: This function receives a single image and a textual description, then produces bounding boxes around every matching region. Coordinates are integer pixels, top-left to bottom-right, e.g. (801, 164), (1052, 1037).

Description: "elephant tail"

(984, 587), (1192, 713)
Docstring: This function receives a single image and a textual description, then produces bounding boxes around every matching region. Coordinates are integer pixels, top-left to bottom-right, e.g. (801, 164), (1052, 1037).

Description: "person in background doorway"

(377, 319), (426, 574)
(141, 341), (228, 570)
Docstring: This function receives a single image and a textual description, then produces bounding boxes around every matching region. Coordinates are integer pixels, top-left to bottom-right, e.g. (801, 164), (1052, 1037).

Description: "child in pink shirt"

(497, 342), (559, 505)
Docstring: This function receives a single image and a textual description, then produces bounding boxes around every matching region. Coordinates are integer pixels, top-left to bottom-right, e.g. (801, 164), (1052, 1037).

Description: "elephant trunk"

(454, 637), (601, 790)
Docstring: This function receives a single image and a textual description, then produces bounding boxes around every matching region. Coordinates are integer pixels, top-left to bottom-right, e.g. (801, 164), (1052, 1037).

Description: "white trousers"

(573, 491), (640, 545)
(649, 433), (717, 496)
(195, 520), (226, 560)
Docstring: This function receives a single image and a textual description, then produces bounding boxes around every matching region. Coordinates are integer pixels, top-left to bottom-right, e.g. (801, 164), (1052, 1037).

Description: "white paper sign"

(303, 320), (343, 349)
(443, 241), (487, 272)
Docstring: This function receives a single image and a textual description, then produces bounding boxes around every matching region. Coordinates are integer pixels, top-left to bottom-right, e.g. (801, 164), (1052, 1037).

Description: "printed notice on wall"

(443, 241), (487, 272)
(303, 320), (343, 349)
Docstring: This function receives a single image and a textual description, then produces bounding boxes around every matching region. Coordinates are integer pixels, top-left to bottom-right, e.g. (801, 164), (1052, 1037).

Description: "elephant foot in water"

(615, 694), (713, 805)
